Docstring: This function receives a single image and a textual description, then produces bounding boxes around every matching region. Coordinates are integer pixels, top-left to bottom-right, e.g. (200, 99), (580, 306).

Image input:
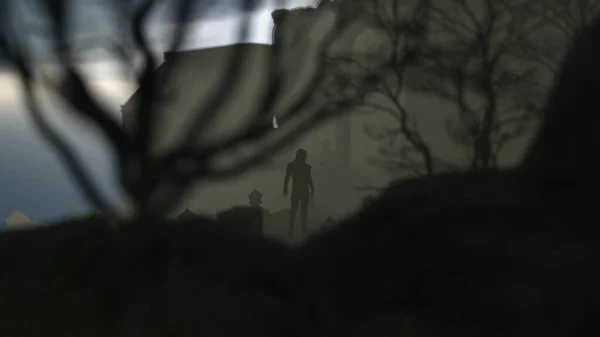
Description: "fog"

(0, 0), (541, 224)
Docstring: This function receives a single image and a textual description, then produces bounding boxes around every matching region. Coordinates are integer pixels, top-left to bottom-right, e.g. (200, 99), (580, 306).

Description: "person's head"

(295, 149), (307, 162)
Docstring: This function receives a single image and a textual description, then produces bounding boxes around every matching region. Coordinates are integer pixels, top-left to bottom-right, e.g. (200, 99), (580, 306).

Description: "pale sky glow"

(0, 65), (136, 118)
(0, 7), (287, 118)
(0, 0), (319, 222)
(4, 0), (318, 104)
(155, 9), (277, 51)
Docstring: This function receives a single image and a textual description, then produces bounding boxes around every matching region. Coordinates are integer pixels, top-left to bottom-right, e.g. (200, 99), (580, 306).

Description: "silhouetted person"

(283, 149), (315, 237)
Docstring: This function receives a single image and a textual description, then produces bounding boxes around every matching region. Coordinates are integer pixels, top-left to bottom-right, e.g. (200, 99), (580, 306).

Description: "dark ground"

(0, 168), (597, 337)
(2, 4), (600, 337)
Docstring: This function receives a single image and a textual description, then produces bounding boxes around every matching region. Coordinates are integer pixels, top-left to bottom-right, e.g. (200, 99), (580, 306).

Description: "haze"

(0, 0), (534, 224)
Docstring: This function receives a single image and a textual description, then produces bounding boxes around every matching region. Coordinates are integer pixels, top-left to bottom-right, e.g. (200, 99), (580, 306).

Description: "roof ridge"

(163, 43), (272, 59)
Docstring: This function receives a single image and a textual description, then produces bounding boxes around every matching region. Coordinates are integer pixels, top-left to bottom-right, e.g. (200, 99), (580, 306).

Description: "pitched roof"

(121, 43), (271, 114)
(120, 43), (275, 152)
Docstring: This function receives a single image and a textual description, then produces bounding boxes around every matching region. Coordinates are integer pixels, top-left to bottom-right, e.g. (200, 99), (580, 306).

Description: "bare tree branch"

(2, 41), (119, 220)
(318, 0), (436, 177)
(412, 0), (547, 171)
(4, 0), (374, 222)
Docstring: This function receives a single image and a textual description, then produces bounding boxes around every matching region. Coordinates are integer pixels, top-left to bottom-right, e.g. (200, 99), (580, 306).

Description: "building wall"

(119, 2), (543, 217)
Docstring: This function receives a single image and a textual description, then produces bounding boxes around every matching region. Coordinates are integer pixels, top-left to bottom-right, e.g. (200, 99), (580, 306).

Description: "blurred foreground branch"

(1, 0), (363, 223)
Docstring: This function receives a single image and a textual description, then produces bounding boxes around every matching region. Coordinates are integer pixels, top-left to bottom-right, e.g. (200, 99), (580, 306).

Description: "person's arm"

(283, 164), (291, 196)
(308, 167), (315, 196)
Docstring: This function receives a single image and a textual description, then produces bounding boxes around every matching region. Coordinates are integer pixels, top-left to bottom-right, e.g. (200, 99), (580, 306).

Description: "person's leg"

(289, 198), (299, 237)
(300, 196), (308, 234)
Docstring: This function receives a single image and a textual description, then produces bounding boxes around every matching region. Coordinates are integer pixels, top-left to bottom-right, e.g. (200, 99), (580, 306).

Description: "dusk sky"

(0, 0), (316, 224)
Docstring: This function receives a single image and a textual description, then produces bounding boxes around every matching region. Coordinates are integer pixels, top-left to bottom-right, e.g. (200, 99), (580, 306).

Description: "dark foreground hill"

(3, 3), (600, 337)
(0, 169), (598, 337)
(0, 215), (299, 337)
